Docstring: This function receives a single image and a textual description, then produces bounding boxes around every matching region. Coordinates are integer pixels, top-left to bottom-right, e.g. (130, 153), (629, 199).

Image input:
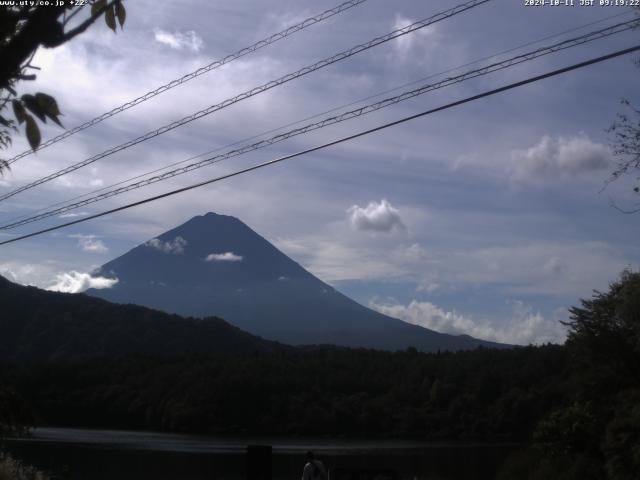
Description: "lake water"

(2, 428), (523, 480)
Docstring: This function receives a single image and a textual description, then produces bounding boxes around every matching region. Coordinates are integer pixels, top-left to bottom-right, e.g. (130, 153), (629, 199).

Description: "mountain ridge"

(0, 274), (284, 361)
(88, 212), (508, 352)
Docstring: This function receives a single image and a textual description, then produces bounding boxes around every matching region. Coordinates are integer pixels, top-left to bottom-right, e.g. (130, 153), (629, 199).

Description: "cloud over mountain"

(370, 299), (566, 345)
(146, 236), (187, 254)
(87, 212), (504, 351)
(206, 252), (243, 262)
(47, 271), (119, 294)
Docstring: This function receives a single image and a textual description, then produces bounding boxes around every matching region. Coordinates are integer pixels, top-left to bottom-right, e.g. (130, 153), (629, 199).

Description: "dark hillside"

(0, 275), (282, 362)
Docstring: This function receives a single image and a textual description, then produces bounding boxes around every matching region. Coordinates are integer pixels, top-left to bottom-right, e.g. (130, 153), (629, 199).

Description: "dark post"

(246, 444), (272, 480)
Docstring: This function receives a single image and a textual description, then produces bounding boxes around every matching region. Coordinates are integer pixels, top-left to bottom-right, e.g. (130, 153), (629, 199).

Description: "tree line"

(1, 270), (638, 479)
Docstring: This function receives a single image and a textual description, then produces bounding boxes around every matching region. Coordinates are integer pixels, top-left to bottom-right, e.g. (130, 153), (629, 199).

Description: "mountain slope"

(0, 274), (282, 362)
(88, 212), (507, 352)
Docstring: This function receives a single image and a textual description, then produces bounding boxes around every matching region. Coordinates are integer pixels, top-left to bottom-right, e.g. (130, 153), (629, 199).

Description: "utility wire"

(3, 9), (633, 228)
(2, 18), (637, 230)
(1, 44), (637, 247)
(0, 0), (490, 203)
(5, 0), (370, 165)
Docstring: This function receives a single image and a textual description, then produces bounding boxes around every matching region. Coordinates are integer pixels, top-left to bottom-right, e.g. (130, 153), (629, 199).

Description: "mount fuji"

(88, 213), (506, 351)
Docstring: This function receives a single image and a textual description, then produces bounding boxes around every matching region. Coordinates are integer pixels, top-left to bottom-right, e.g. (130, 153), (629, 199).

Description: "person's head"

(306, 451), (315, 461)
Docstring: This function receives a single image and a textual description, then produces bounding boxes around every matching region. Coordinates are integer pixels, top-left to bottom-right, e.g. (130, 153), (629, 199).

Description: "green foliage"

(534, 402), (603, 459)
(89, 0), (127, 32)
(104, 4), (116, 32)
(496, 448), (602, 480)
(8, 94), (61, 151)
(0, 270), (638, 480)
(519, 270), (640, 479)
(10, 101), (25, 125)
(115, 2), (126, 29)
(0, 453), (49, 480)
(0, 1), (127, 166)
(605, 8), (639, 203)
(564, 269), (640, 388)
(0, 276), (282, 360)
(0, 345), (569, 440)
(602, 391), (640, 480)
(23, 114), (40, 151)
(608, 97), (640, 202)
(0, 386), (32, 439)
(0, 274), (570, 441)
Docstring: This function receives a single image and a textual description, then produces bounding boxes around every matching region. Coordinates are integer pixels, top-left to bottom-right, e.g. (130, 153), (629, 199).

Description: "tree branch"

(0, 6), (65, 87)
(0, 2), (117, 87)
(53, 1), (118, 46)
(62, 4), (85, 27)
(608, 195), (640, 214)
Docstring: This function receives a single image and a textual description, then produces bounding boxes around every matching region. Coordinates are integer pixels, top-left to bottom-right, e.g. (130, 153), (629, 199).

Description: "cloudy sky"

(1, 0), (639, 345)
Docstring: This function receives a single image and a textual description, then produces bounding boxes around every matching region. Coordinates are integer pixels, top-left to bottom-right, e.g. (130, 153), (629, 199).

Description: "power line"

(0, 0), (491, 204)
(2, 8), (636, 233)
(2, 18), (637, 230)
(3, 9), (632, 228)
(1, 44), (637, 247)
(5, 0), (370, 165)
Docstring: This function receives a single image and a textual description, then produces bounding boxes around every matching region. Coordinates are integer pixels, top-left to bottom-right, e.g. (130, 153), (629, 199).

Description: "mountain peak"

(204, 211), (227, 218)
(92, 211), (311, 296)
(89, 214), (508, 352)
(160, 212), (242, 237)
(201, 211), (239, 222)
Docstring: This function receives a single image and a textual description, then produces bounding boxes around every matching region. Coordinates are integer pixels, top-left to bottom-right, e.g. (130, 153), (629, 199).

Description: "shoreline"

(4, 427), (526, 455)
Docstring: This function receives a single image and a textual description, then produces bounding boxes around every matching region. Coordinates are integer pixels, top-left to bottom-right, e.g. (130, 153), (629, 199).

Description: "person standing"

(302, 451), (327, 480)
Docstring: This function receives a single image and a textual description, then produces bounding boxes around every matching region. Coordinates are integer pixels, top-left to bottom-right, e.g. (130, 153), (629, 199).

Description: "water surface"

(3, 427), (522, 480)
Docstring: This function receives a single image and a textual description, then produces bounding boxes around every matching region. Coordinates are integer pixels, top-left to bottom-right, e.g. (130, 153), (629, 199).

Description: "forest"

(0, 274), (284, 361)
(0, 270), (639, 479)
(0, 345), (567, 439)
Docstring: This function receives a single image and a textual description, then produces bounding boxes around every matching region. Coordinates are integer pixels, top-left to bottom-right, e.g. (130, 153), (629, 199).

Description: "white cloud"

(0, 263), (48, 286)
(278, 229), (629, 299)
(153, 28), (204, 52)
(206, 252), (243, 262)
(69, 234), (108, 253)
(0, 0), (636, 344)
(509, 134), (611, 180)
(146, 236), (187, 254)
(47, 271), (119, 293)
(347, 199), (406, 233)
(370, 299), (567, 345)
